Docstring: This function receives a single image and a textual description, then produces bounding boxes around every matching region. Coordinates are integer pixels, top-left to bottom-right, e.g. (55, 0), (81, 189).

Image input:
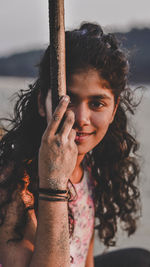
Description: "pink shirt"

(68, 166), (95, 266)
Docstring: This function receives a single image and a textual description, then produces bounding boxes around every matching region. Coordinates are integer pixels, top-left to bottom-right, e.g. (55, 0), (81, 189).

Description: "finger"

(59, 110), (75, 139)
(68, 128), (76, 142)
(44, 95), (70, 138)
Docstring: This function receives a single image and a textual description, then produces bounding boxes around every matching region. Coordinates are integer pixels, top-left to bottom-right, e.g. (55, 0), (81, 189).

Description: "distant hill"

(115, 28), (150, 83)
(0, 28), (150, 83)
(0, 50), (44, 78)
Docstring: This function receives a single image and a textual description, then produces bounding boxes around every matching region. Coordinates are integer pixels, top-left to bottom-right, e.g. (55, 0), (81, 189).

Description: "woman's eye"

(89, 101), (103, 109)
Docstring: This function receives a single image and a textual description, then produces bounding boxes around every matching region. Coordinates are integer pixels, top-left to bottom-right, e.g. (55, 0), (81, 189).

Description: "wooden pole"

(48, 0), (66, 113)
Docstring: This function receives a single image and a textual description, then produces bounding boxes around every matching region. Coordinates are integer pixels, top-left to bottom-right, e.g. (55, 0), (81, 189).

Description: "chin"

(76, 144), (92, 156)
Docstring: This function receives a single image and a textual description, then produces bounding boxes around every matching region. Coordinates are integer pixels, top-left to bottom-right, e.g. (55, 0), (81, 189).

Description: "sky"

(0, 0), (150, 56)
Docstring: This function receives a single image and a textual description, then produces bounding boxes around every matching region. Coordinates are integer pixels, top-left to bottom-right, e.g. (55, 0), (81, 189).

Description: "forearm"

(85, 231), (95, 267)
(29, 95), (76, 267)
(30, 200), (70, 267)
(85, 258), (94, 267)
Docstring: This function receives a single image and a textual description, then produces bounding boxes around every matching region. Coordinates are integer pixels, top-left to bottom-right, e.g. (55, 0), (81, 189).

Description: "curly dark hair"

(0, 22), (141, 246)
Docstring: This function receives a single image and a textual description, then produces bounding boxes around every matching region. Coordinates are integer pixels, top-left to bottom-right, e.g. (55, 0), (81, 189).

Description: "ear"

(110, 97), (120, 124)
(37, 91), (46, 117)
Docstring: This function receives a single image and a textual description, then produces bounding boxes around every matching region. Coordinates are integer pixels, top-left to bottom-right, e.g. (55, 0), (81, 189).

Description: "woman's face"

(41, 69), (118, 156)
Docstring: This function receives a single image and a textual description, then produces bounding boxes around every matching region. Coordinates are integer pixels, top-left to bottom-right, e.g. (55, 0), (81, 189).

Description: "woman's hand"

(38, 95), (78, 190)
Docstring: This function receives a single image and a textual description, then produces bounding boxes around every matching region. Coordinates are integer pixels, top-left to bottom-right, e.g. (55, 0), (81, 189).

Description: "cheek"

(92, 112), (113, 130)
(91, 111), (113, 143)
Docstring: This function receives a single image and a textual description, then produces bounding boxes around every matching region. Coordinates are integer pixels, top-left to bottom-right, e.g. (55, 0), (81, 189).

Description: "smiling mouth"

(75, 131), (96, 143)
(76, 132), (95, 136)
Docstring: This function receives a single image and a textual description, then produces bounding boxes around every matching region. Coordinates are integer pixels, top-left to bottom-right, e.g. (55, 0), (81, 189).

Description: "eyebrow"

(67, 91), (112, 100)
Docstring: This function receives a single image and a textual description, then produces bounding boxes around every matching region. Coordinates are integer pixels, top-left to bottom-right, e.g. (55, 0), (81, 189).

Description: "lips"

(76, 132), (94, 136)
(75, 131), (95, 142)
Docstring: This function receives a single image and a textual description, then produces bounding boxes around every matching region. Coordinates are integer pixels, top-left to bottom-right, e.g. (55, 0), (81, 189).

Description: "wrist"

(39, 176), (68, 191)
(38, 187), (69, 202)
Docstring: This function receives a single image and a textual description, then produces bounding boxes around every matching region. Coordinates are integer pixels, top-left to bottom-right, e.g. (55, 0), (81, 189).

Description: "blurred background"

(0, 0), (150, 255)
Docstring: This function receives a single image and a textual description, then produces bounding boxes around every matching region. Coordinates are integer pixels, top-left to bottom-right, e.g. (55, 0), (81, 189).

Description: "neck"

(70, 154), (85, 184)
(76, 154), (85, 168)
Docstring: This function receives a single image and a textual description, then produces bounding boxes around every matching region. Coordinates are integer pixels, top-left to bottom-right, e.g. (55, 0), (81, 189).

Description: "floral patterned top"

(68, 165), (95, 267)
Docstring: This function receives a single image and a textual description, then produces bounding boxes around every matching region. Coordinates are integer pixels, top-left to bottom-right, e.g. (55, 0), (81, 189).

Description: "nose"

(73, 102), (91, 128)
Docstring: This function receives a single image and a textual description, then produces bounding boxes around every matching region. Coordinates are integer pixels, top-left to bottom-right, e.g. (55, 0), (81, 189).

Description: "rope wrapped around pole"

(48, 0), (66, 113)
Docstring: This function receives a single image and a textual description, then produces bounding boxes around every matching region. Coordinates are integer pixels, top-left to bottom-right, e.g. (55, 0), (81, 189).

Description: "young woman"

(0, 22), (149, 267)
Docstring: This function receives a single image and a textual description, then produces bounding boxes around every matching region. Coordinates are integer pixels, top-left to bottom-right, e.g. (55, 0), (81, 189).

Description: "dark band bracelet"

(39, 192), (69, 200)
(39, 187), (68, 195)
(39, 193), (68, 198)
(39, 196), (68, 202)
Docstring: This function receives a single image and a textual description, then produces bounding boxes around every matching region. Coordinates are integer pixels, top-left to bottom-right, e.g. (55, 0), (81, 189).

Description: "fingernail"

(63, 95), (70, 102)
